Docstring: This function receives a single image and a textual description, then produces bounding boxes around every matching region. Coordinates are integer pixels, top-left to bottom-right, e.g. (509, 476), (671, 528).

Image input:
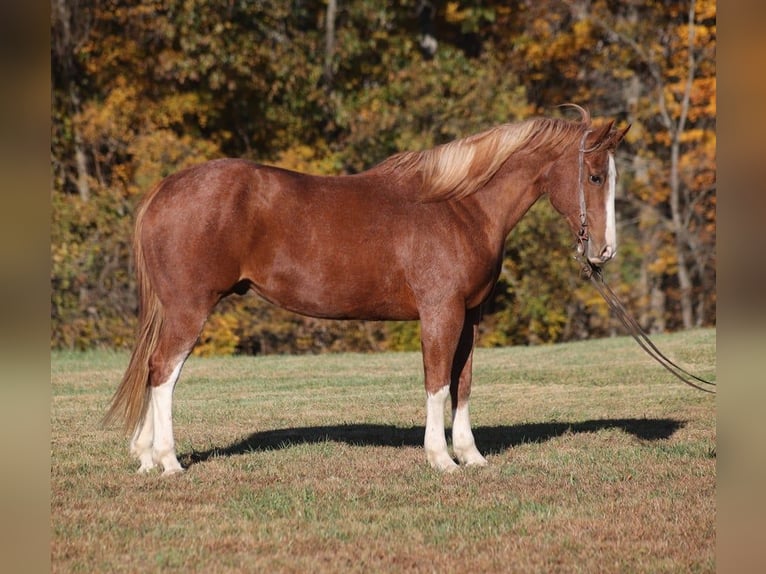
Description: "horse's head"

(547, 116), (630, 266)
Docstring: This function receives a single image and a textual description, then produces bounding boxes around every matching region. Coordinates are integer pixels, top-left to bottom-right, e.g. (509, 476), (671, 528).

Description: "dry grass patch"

(52, 329), (715, 573)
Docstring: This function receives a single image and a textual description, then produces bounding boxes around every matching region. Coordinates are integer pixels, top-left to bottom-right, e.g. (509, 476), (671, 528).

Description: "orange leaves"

(689, 77), (716, 120)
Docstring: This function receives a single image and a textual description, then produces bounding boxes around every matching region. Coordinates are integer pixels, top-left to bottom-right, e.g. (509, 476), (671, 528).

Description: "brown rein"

(576, 259), (716, 394)
(576, 129), (592, 246)
(574, 134), (715, 394)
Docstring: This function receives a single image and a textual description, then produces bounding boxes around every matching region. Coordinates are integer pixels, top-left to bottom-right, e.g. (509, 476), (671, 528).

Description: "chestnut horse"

(105, 107), (629, 474)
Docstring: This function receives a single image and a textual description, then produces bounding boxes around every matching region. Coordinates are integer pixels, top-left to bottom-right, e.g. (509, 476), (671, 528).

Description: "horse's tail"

(102, 185), (164, 433)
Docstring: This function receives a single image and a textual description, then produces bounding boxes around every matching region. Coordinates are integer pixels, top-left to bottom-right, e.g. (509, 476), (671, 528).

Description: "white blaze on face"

(605, 153), (617, 259)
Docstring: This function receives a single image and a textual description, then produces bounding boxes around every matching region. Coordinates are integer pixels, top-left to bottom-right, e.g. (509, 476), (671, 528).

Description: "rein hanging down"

(577, 257), (716, 394)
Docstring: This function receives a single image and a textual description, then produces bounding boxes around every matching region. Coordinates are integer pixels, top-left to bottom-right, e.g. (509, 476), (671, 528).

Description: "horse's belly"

(248, 261), (419, 321)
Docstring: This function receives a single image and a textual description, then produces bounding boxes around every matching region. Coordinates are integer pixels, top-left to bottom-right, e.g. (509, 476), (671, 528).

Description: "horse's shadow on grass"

(183, 417), (684, 467)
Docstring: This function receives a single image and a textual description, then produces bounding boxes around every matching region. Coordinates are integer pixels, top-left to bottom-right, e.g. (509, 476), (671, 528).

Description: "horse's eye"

(589, 174), (603, 185)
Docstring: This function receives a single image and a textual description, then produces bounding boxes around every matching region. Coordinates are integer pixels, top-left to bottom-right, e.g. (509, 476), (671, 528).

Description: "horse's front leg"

(450, 308), (487, 467)
(420, 303), (466, 472)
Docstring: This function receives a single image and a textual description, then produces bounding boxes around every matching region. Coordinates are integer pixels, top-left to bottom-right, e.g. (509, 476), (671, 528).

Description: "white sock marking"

(130, 400), (155, 473)
(424, 386), (457, 471)
(452, 402), (487, 466)
(149, 356), (186, 475)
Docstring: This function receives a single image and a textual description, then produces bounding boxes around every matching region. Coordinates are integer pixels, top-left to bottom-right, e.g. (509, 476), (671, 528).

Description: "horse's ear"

(604, 123), (631, 149)
(616, 123), (631, 144)
(586, 121), (614, 150)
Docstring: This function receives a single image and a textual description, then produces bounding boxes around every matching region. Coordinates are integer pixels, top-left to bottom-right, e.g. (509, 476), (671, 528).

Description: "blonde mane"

(379, 115), (590, 201)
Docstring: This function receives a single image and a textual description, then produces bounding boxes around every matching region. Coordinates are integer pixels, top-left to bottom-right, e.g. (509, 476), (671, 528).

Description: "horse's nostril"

(601, 245), (615, 260)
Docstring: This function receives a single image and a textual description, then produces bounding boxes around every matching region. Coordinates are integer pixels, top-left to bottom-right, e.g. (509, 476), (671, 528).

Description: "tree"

(584, 0), (716, 330)
(50, 1), (716, 353)
(484, 0), (715, 333)
(51, 0), (93, 201)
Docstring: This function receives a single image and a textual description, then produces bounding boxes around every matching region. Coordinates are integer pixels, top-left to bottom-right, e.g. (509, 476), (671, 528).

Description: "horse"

(104, 106), (629, 475)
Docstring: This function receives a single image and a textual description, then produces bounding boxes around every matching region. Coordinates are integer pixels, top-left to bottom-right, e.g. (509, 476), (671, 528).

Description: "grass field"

(51, 328), (716, 573)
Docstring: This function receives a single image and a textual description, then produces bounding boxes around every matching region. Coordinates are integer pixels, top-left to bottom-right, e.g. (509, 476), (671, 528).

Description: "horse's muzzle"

(588, 244), (616, 265)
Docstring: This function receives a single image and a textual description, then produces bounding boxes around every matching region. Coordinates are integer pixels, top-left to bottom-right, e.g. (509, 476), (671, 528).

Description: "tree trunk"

(650, 280), (666, 334)
(54, 0), (91, 201)
(669, 136), (693, 329)
(70, 86), (90, 201)
(323, 0), (337, 90)
(663, 0), (697, 330)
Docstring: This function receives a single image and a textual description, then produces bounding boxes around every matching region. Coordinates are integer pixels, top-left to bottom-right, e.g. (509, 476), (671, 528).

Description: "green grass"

(51, 329), (716, 573)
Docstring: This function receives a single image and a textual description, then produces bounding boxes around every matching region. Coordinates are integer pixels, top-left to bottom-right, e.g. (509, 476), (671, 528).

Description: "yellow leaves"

(634, 173), (670, 208)
(575, 283), (610, 321)
(696, 0), (717, 22)
(523, 42), (546, 67)
(689, 76), (716, 120)
(445, 2), (467, 24)
(194, 312), (240, 357)
(77, 75), (139, 145)
(272, 144), (340, 176)
(97, 89), (209, 137)
(623, 121), (645, 145)
(129, 130), (219, 190)
(648, 244), (678, 276)
(272, 145), (319, 173)
(678, 130), (716, 194)
(679, 128), (706, 145)
(150, 93), (209, 129)
(444, 2), (496, 31)
(74, 73), (221, 192)
(572, 19), (593, 50)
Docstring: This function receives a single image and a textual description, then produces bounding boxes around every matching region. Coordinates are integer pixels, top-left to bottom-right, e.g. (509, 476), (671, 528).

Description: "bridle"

(576, 128), (593, 256)
(573, 128), (715, 394)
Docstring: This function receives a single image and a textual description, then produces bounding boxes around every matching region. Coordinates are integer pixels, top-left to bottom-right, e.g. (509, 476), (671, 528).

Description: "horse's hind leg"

(132, 305), (209, 475)
(130, 404), (155, 472)
(148, 353), (189, 475)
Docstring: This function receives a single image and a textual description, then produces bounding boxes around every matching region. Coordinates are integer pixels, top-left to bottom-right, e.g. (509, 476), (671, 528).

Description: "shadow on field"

(184, 417), (684, 466)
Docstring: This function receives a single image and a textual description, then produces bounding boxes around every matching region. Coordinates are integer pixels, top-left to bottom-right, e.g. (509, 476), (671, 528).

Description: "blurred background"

(50, 0), (716, 356)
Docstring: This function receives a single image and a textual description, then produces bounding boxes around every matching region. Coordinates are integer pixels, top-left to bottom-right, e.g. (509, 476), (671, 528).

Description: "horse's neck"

(471, 155), (551, 242)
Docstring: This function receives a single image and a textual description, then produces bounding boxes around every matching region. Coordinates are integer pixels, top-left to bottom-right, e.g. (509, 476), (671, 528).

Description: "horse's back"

(139, 158), (422, 319)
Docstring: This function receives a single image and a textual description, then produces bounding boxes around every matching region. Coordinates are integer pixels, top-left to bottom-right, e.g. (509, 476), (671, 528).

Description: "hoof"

(456, 448), (488, 467)
(136, 463), (157, 474)
(428, 452), (459, 473)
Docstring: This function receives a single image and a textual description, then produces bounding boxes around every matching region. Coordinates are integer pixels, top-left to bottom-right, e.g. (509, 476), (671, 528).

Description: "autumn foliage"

(51, 0), (715, 355)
